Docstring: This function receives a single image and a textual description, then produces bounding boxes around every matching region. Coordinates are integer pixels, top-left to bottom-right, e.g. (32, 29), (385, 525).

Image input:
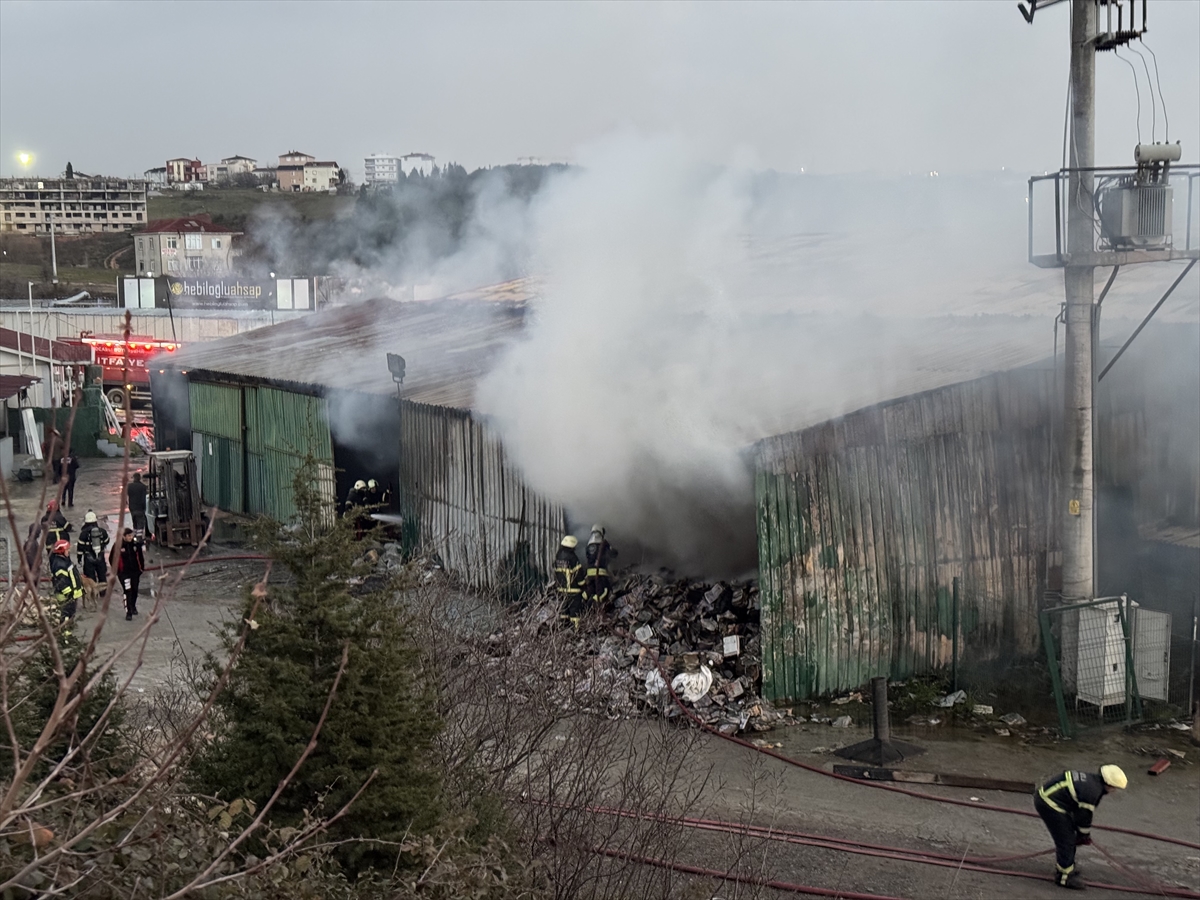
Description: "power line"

(1140, 40), (1170, 141)
(1112, 49), (1143, 145)
(1126, 43), (1158, 141)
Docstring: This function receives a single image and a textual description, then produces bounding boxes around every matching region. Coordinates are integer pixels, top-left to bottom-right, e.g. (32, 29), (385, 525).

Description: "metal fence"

(1040, 594), (1182, 736)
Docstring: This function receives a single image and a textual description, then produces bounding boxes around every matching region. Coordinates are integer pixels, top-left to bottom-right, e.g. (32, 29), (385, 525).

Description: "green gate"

(243, 386), (335, 523)
(189, 382), (244, 514)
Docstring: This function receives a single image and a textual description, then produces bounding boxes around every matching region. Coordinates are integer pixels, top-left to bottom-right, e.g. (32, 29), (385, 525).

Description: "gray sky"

(1, 0), (1197, 179)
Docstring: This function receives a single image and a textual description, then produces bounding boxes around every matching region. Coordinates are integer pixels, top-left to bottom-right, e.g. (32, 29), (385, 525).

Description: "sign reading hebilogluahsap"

(160, 277), (276, 309)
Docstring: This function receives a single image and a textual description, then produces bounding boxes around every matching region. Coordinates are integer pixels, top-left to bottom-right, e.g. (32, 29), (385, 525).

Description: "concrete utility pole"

(1061, 0), (1096, 601)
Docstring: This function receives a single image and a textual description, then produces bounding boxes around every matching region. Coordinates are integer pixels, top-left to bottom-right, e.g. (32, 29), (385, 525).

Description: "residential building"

(133, 214), (240, 276)
(253, 166), (278, 186)
(0, 177), (148, 233)
(166, 158), (205, 185)
(302, 161), (341, 192)
(401, 153), (436, 176)
(277, 151), (313, 192)
(364, 154), (400, 186)
(205, 155), (257, 182)
(144, 167), (168, 188)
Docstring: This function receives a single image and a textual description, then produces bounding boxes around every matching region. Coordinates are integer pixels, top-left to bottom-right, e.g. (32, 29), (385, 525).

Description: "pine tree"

(192, 460), (443, 873)
(65, 161), (73, 179)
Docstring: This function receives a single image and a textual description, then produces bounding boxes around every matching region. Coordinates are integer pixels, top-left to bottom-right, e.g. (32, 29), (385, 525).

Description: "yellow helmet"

(1100, 764), (1127, 789)
(84, 510), (98, 524)
(561, 535), (578, 549)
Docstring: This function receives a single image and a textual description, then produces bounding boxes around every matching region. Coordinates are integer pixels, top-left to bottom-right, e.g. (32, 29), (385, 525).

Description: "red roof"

(0, 329), (93, 362)
(139, 215), (240, 235)
(0, 374), (40, 401)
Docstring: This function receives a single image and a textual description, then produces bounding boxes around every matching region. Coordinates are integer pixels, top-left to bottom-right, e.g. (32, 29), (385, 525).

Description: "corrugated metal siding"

(399, 400), (565, 592)
(754, 368), (1058, 702)
(190, 382), (244, 514)
(0, 311), (300, 343)
(244, 386), (335, 522)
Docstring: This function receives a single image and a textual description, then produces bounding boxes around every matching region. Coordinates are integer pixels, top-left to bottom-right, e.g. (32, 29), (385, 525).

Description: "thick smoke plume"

(471, 134), (1197, 574)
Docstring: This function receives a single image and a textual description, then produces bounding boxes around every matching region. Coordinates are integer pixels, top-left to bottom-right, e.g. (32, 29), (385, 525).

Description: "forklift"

(146, 450), (205, 548)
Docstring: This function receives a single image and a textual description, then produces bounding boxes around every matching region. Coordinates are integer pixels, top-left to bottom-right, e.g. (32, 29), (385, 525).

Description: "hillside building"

(133, 214), (239, 276)
(364, 154), (400, 186)
(0, 176), (148, 233)
(166, 158), (205, 186)
(205, 155), (257, 182)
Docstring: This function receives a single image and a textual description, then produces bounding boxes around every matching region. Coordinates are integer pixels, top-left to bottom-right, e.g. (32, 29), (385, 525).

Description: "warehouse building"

(753, 323), (1199, 702)
(151, 285), (568, 592)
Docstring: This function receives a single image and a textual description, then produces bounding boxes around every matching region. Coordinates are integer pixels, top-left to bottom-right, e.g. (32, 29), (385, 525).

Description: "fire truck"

(68, 333), (181, 407)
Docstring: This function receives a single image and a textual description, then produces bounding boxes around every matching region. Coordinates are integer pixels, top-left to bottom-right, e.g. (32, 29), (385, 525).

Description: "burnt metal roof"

(162, 296), (526, 410)
(0, 374), (40, 400)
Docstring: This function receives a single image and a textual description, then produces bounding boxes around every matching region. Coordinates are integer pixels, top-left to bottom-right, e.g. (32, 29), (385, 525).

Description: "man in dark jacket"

(126, 471), (149, 534)
(77, 510), (110, 583)
(553, 535), (586, 626)
(582, 525), (618, 606)
(63, 452), (81, 507)
(1035, 765), (1127, 889)
(49, 539), (83, 633)
(118, 528), (146, 621)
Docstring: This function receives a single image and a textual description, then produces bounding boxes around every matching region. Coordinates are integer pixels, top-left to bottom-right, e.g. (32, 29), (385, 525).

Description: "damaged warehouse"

(753, 323), (1199, 703)
(151, 290), (569, 591)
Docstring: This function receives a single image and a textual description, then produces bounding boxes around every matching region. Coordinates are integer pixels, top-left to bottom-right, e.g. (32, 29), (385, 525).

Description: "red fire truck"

(68, 333), (181, 407)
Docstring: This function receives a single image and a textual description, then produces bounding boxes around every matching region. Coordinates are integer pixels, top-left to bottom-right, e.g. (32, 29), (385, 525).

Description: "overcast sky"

(1, 0), (1197, 180)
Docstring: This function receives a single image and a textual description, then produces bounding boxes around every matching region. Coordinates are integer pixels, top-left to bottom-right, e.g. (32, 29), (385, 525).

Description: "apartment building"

(206, 155), (257, 182)
(364, 154), (400, 186)
(0, 177), (148, 233)
(134, 214), (240, 276)
(303, 161), (341, 192)
(277, 151), (314, 191)
(166, 158), (205, 185)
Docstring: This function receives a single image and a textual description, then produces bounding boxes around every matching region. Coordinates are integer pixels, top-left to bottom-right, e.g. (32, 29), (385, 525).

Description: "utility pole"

(49, 212), (59, 285)
(1061, 0), (1096, 601)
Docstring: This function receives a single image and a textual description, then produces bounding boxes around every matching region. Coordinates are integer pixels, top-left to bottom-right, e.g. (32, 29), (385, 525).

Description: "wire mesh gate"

(1040, 595), (1173, 737)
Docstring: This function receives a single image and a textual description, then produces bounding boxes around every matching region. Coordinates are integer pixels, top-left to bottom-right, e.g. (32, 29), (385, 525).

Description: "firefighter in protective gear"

(77, 510), (110, 582)
(1035, 765), (1127, 889)
(42, 501), (71, 554)
(553, 535), (586, 626)
(366, 479), (381, 504)
(582, 525), (618, 606)
(50, 540), (83, 632)
(345, 480), (369, 514)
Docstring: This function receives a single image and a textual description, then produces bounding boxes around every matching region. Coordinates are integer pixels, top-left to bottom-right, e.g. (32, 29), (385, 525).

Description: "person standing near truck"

(126, 472), (148, 535)
(118, 528), (145, 620)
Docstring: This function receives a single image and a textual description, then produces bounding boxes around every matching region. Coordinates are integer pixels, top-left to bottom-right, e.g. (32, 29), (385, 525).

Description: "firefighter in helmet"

(77, 510), (111, 583)
(1035, 764), (1127, 889)
(553, 535), (586, 627)
(50, 539), (83, 633)
(42, 500), (71, 556)
(345, 480), (369, 515)
(582, 525), (617, 606)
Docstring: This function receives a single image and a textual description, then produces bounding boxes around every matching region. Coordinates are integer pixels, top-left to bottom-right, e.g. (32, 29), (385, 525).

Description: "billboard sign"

(162, 276), (276, 310)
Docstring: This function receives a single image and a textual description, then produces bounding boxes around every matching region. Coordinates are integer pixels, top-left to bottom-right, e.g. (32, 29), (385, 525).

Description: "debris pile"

(600, 574), (797, 735)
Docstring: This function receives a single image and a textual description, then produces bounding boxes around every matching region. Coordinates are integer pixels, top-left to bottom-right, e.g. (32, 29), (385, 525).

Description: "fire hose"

(570, 802), (1200, 898)
(609, 623), (1200, 895)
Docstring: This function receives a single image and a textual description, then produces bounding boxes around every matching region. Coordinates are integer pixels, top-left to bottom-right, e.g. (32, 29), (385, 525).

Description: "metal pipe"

(1098, 258), (1197, 381)
(952, 576), (960, 691)
(871, 675), (890, 744)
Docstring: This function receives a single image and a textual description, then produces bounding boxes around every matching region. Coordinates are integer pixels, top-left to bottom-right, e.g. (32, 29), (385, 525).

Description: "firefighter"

(126, 471), (149, 535)
(553, 535), (586, 626)
(366, 479), (381, 505)
(344, 480), (369, 515)
(77, 510), (110, 583)
(49, 540), (83, 633)
(42, 501), (71, 556)
(1035, 764), (1127, 889)
(118, 528), (146, 621)
(582, 525), (618, 606)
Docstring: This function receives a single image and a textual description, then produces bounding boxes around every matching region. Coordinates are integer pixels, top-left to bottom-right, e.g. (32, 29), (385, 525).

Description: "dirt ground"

(6, 458), (1197, 898)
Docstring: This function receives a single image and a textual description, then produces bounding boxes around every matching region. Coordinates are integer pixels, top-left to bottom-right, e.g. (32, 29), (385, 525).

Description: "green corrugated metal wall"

(190, 383), (244, 514)
(244, 386), (335, 522)
(754, 369), (1057, 703)
(189, 381), (335, 523)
